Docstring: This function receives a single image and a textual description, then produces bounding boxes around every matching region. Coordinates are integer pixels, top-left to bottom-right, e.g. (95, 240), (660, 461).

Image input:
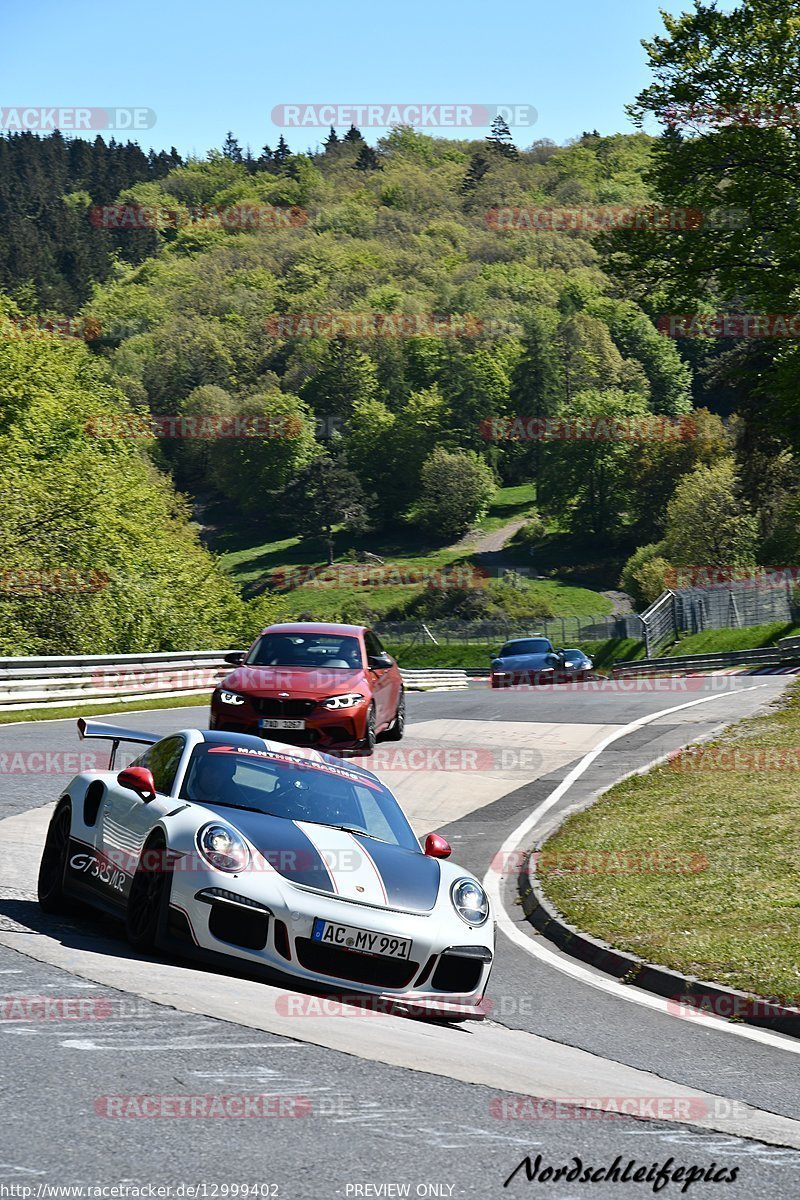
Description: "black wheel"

(37, 801), (72, 913)
(125, 836), (169, 952)
(381, 690), (405, 742)
(359, 703), (377, 756)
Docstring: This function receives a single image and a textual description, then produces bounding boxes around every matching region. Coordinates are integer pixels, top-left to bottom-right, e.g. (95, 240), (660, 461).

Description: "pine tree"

(257, 144), (274, 171)
(323, 126), (340, 152)
(486, 115), (519, 160)
(222, 131), (243, 162)
(461, 153), (490, 192)
(353, 144), (380, 171)
(274, 135), (291, 165)
(343, 124), (364, 143)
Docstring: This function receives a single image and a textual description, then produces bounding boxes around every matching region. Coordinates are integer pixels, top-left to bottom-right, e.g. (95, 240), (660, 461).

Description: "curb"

(518, 854), (800, 1039)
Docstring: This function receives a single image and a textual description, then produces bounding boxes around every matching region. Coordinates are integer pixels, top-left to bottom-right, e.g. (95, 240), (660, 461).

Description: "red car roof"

(259, 622), (367, 637)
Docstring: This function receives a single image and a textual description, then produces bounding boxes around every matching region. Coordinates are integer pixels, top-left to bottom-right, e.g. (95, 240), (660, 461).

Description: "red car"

(210, 623), (405, 755)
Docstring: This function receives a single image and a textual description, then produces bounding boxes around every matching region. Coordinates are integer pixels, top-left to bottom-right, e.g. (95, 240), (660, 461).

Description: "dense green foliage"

(0, 298), (246, 653)
(0, 131), (181, 312)
(7, 2), (800, 656)
(612, 0), (800, 600)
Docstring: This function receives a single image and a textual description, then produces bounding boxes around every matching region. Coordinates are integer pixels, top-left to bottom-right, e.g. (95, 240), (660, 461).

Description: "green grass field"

(666, 622), (800, 656)
(537, 681), (800, 999)
(208, 484), (613, 623)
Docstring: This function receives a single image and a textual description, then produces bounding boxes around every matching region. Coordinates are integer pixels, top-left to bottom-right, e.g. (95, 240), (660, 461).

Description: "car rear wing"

(77, 717), (160, 769)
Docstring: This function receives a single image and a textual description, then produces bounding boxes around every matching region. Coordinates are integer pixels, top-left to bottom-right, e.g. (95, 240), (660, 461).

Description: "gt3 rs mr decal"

(68, 839), (131, 897)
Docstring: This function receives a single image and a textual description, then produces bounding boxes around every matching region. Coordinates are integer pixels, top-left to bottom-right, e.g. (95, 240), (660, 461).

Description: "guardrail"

(0, 651), (469, 711)
(612, 646), (794, 677)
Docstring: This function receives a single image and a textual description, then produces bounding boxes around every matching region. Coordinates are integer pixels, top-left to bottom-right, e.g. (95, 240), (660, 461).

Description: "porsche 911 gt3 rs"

(37, 719), (494, 1020)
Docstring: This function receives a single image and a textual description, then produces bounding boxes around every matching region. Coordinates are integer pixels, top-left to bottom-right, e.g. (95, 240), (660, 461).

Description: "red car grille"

(253, 697), (318, 718)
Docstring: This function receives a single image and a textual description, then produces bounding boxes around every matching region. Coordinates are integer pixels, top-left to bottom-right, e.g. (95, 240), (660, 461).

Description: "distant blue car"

(490, 639), (594, 688)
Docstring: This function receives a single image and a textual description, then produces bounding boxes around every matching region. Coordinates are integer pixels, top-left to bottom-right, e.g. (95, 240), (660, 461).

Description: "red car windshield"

(181, 744), (420, 850)
(246, 632), (362, 669)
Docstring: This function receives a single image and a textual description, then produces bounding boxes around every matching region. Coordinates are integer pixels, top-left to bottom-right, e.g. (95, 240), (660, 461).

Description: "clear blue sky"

(2, 0), (737, 156)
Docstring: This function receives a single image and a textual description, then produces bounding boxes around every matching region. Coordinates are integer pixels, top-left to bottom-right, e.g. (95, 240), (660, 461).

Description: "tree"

(461, 153), (491, 193)
(664, 460), (759, 567)
(609, 0), (800, 449)
(282, 456), (373, 564)
(273, 135), (291, 166)
(222, 132), (242, 163)
(354, 144), (381, 172)
(299, 335), (379, 421)
(620, 542), (671, 609)
(343, 124), (364, 143)
(545, 389), (651, 538)
(413, 448), (496, 540)
(323, 126), (340, 151)
(486, 115), (519, 160)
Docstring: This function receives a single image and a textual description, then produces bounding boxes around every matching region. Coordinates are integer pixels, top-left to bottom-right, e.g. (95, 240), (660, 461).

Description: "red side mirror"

(424, 833), (452, 859)
(117, 766), (157, 802)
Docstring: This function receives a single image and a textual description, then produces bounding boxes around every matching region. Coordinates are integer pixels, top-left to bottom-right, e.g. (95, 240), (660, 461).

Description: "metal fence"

(638, 582), (800, 657)
(375, 614), (644, 647)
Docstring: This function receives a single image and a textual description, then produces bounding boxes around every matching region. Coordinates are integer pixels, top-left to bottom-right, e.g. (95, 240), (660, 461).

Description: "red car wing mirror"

(117, 766), (157, 802)
(423, 832), (452, 858)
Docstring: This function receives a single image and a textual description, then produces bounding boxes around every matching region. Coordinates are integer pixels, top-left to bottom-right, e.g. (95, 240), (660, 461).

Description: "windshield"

(181, 743), (419, 851)
(246, 631), (362, 669)
(499, 639), (552, 657)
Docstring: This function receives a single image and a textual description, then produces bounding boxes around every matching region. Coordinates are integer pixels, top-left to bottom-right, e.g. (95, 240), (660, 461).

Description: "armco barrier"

(612, 646), (793, 677)
(0, 652), (468, 711)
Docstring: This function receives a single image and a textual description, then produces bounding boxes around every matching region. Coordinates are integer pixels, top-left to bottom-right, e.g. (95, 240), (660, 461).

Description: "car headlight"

(321, 693), (365, 710)
(451, 878), (490, 926)
(197, 824), (250, 873)
(218, 690), (246, 706)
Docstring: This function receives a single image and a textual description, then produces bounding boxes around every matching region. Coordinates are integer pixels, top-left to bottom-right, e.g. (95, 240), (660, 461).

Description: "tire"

(381, 690), (405, 742)
(125, 835), (170, 952)
(358, 703), (377, 756)
(37, 800), (72, 914)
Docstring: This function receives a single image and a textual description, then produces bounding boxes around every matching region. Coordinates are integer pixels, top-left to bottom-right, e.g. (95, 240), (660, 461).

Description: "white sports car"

(37, 720), (494, 1020)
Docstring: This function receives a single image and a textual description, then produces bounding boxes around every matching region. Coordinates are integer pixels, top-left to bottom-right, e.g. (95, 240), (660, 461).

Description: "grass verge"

(0, 693), (211, 727)
(667, 622), (800, 657)
(537, 681), (800, 999)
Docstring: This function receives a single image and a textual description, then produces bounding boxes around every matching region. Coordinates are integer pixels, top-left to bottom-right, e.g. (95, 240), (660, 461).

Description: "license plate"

(312, 918), (411, 960)
(260, 718), (306, 730)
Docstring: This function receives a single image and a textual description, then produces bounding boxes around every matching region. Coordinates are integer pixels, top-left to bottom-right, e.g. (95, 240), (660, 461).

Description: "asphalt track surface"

(1, 678), (799, 1198)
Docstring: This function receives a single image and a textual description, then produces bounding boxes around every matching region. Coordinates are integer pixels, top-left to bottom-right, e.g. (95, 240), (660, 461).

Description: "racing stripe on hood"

(205, 807), (336, 891)
(351, 836), (441, 912)
(295, 822), (386, 905)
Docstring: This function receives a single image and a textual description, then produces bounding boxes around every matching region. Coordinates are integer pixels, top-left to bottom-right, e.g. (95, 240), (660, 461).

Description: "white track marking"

(483, 684), (800, 1057)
